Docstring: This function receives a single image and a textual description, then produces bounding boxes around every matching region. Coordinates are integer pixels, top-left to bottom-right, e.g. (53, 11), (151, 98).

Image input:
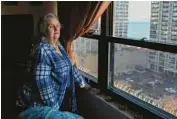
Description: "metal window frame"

(79, 2), (177, 119)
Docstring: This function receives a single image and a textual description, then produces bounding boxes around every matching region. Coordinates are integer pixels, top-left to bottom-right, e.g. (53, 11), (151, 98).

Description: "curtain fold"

(58, 1), (111, 65)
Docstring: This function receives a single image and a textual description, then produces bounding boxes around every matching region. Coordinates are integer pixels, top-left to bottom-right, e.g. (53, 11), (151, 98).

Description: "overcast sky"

(128, 1), (151, 21)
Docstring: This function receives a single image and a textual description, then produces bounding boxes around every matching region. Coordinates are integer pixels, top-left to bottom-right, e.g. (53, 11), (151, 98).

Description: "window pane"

(113, 1), (177, 45)
(109, 43), (177, 117)
(90, 17), (101, 35)
(74, 37), (98, 80)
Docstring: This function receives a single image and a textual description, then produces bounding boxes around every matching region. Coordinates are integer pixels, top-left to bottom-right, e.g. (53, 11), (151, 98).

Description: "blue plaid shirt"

(16, 39), (87, 112)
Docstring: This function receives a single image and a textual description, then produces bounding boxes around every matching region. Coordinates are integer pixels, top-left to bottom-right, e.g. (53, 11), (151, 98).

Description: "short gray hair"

(43, 13), (61, 35)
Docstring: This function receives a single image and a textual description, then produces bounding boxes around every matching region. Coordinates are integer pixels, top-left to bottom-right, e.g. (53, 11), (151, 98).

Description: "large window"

(109, 1), (177, 119)
(109, 43), (177, 117)
(73, 17), (101, 81)
(75, 1), (177, 119)
(74, 37), (98, 81)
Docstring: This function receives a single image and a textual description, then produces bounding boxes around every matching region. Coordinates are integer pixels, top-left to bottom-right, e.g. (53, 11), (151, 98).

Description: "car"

(165, 87), (176, 94)
(125, 77), (134, 82)
(148, 81), (156, 86)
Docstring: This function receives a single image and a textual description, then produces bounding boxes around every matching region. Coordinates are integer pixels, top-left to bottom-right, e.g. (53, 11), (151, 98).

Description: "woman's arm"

(33, 46), (58, 108)
(72, 66), (87, 88)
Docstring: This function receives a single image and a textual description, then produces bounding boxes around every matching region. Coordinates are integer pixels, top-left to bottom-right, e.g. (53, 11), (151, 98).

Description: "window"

(159, 52), (165, 57)
(162, 26), (168, 31)
(150, 64), (155, 70)
(173, 12), (177, 17)
(159, 66), (164, 72)
(109, 43), (177, 117)
(159, 61), (165, 66)
(74, 37), (98, 81)
(163, 8), (169, 12)
(174, 1), (177, 7)
(162, 17), (169, 22)
(80, 1), (177, 119)
(74, 17), (101, 82)
(162, 12), (169, 17)
(109, 1), (177, 119)
(174, 7), (177, 12)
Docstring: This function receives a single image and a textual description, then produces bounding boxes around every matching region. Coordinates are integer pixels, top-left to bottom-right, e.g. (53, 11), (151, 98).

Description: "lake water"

(128, 21), (150, 40)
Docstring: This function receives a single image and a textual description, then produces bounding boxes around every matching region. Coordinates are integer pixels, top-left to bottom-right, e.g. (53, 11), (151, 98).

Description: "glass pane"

(87, 17), (101, 35)
(109, 43), (177, 117)
(74, 37), (98, 79)
(113, 1), (177, 45)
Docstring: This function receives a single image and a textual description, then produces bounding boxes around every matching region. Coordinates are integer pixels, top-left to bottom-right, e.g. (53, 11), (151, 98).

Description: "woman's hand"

(83, 84), (92, 91)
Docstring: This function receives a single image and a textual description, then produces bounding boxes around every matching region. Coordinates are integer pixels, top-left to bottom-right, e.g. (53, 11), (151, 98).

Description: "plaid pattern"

(73, 67), (86, 88)
(16, 39), (87, 112)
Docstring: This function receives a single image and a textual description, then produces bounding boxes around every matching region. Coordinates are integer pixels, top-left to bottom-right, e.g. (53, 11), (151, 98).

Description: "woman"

(16, 13), (89, 119)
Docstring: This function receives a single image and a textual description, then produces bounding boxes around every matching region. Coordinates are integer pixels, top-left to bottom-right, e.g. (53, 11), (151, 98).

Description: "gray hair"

(43, 13), (61, 35)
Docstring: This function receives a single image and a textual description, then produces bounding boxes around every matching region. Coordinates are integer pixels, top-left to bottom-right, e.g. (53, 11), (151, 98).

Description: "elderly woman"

(16, 13), (89, 119)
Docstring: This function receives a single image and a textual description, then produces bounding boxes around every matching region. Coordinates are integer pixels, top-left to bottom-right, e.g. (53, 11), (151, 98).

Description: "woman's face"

(47, 17), (60, 40)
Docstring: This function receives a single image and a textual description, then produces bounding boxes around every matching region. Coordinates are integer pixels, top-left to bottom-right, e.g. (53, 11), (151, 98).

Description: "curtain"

(58, 1), (111, 65)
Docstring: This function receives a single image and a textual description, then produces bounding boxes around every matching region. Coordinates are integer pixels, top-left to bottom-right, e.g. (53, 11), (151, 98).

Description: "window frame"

(77, 1), (177, 119)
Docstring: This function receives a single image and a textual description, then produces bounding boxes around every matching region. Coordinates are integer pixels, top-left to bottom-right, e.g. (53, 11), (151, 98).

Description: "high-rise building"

(113, 1), (129, 38)
(148, 1), (177, 75)
(113, 1), (129, 51)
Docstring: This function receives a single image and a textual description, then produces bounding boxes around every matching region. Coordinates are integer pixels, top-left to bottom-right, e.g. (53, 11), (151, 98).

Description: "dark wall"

(1, 14), (34, 119)
(77, 89), (131, 119)
(2, 14), (33, 65)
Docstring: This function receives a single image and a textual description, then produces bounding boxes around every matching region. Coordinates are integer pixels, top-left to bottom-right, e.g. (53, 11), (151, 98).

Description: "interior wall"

(77, 89), (131, 119)
(1, 1), (58, 35)
(77, 89), (163, 119)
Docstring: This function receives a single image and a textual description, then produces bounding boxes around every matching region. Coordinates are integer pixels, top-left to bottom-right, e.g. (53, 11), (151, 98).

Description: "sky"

(128, 1), (151, 21)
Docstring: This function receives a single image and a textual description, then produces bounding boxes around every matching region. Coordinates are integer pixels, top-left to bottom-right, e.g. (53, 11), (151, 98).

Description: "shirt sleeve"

(33, 46), (58, 108)
(72, 66), (87, 88)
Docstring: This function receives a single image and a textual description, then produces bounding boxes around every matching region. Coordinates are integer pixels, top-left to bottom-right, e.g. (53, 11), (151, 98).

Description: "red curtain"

(58, 1), (111, 65)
